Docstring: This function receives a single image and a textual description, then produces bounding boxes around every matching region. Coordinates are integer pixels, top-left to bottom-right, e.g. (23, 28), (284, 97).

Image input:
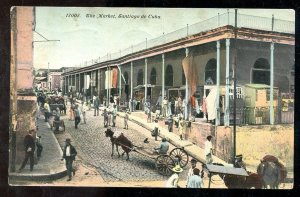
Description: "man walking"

(186, 158), (197, 187)
(43, 101), (50, 122)
(74, 105), (81, 129)
(178, 117), (186, 140)
(112, 104), (117, 127)
(162, 96), (168, 117)
(18, 129), (36, 172)
(152, 119), (159, 141)
(81, 101), (88, 124)
(123, 110), (129, 129)
(94, 96), (100, 116)
(205, 135), (213, 164)
(102, 108), (109, 127)
(36, 136), (43, 161)
(187, 168), (203, 188)
(165, 165), (183, 188)
(61, 138), (77, 181)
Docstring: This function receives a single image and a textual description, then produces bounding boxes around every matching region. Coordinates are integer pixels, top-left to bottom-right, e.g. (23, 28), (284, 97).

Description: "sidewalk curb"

(9, 119), (67, 182)
(9, 168), (67, 182)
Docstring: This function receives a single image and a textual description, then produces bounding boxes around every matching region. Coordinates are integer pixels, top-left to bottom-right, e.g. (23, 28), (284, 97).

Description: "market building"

(62, 13), (294, 128)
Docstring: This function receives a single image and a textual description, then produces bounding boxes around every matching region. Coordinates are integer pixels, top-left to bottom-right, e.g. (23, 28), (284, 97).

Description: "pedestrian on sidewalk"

(74, 105), (81, 129)
(61, 138), (77, 181)
(36, 136), (43, 161)
(43, 101), (50, 122)
(112, 104), (117, 127)
(102, 108), (109, 127)
(178, 96), (183, 114)
(147, 106), (152, 123)
(174, 97), (178, 116)
(168, 98), (172, 116)
(18, 129), (36, 172)
(152, 119), (159, 141)
(69, 103), (75, 121)
(53, 108), (60, 132)
(123, 110), (129, 129)
(186, 158), (197, 187)
(167, 115), (173, 132)
(165, 165), (183, 188)
(94, 96), (100, 116)
(162, 96), (168, 117)
(187, 168), (203, 188)
(81, 101), (88, 124)
(205, 135), (214, 164)
(178, 117), (186, 140)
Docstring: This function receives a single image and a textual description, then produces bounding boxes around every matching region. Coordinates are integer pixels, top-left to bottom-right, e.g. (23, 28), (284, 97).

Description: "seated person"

(153, 138), (169, 155)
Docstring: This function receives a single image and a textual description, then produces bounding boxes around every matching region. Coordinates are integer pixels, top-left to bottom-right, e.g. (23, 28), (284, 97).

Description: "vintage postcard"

(9, 7), (294, 188)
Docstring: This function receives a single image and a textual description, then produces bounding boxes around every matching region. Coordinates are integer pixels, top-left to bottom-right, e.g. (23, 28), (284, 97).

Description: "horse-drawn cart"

(204, 164), (249, 188)
(105, 128), (189, 176)
(132, 146), (189, 176)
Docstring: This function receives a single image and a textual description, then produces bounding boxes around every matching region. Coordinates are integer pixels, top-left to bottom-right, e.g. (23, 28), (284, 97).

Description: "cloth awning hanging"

(112, 68), (118, 88)
(206, 88), (217, 120)
(182, 54), (198, 97)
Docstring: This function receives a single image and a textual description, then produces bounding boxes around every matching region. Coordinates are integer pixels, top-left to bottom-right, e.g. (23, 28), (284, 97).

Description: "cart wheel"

(155, 155), (175, 176)
(170, 148), (189, 168)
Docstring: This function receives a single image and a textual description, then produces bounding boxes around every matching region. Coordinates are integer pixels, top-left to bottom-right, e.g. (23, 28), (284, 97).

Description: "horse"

(105, 128), (133, 161)
(257, 160), (287, 189)
(210, 163), (263, 189)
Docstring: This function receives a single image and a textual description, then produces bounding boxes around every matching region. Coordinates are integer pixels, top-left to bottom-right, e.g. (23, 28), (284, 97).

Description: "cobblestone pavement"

(60, 107), (190, 182)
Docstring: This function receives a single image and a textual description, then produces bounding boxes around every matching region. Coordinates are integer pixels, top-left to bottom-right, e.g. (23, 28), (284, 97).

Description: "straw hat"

(172, 165), (183, 173)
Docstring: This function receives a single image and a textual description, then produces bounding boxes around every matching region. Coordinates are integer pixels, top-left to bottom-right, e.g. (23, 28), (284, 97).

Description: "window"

(205, 59), (216, 85)
(252, 58), (270, 85)
(150, 68), (156, 85)
(165, 65), (173, 86)
(137, 69), (144, 85)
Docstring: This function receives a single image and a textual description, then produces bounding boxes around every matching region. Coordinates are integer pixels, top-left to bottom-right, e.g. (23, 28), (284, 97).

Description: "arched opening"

(137, 69), (144, 85)
(123, 71), (129, 99)
(205, 59), (216, 85)
(252, 58), (270, 85)
(165, 65), (173, 87)
(123, 71), (129, 85)
(150, 68), (156, 85)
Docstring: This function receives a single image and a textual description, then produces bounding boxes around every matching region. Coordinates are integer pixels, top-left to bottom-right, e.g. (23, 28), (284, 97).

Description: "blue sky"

(33, 7), (295, 69)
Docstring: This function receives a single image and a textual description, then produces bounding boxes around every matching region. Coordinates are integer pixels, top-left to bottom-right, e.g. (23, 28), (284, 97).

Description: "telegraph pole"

(233, 9), (238, 162)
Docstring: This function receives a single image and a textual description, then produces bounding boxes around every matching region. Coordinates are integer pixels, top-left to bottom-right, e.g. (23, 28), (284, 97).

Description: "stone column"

(216, 40), (221, 126)
(145, 58), (148, 104)
(119, 65), (122, 98)
(225, 38), (230, 126)
(162, 54), (165, 108)
(185, 48), (189, 120)
(97, 70), (101, 97)
(270, 42), (274, 125)
(130, 62), (133, 111)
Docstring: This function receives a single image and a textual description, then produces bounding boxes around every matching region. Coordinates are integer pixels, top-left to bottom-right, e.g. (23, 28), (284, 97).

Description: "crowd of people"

(22, 89), (217, 186)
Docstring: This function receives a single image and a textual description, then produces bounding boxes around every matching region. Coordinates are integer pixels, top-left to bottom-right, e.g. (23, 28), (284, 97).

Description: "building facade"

(62, 15), (294, 126)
